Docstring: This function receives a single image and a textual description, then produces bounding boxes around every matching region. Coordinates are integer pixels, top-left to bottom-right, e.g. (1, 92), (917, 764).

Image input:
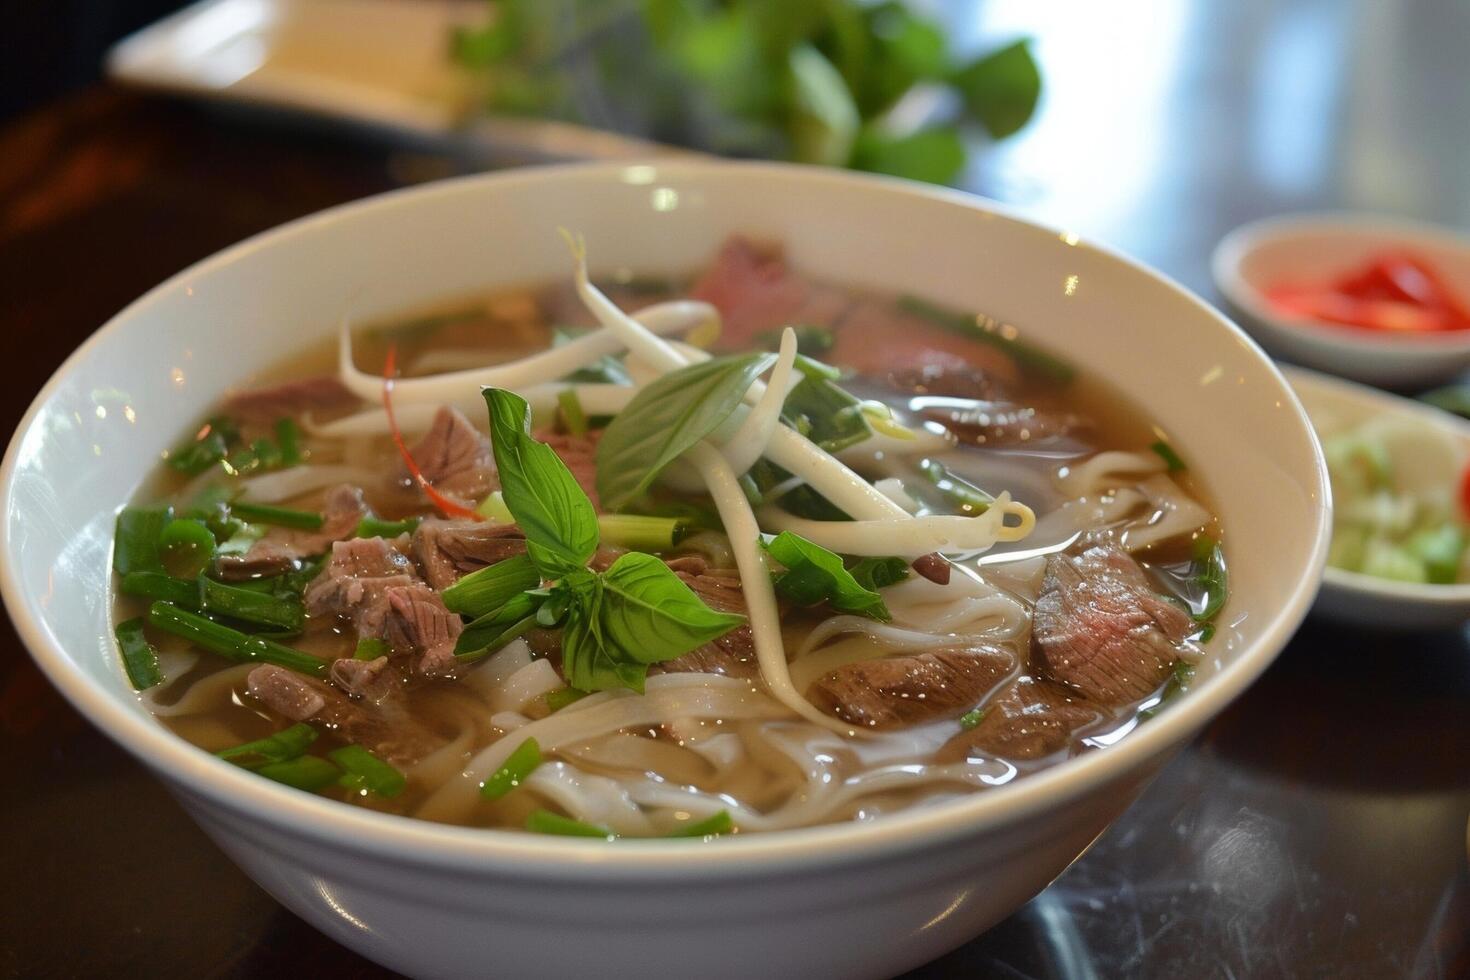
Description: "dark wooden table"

(3, 2), (1469, 976)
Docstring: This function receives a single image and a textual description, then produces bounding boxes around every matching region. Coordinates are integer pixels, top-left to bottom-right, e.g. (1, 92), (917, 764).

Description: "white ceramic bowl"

(1286, 365), (1470, 630)
(1213, 212), (1470, 388)
(0, 162), (1330, 980)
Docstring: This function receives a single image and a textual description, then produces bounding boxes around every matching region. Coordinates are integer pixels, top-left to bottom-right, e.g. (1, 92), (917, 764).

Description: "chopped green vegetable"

(229, 501), (325, 531)
(114, 617), (162, 690)
(595, 353), (777, 512)
(480, 737), (543, 800)
(897, 295), (1074, 383)
(274, 418), (303, 466)
(476, 490), (515, 523)
(1139, 661), (1195, 722)
(557, 388), (589, 437)
(667, 809), (734, 838)
(525, 809), (615, 839)
(763, 531), (890, 620)
(781, 372), (871, 454)
(147, 601), (327, 676)
(852, 125), (966, 184)
(1361, 539), (1428, 583)
(114, 506), (173, 575)
(1406, 524), (1465, 585)
(847, 556), (910, 592)
(1193, 622), (1216, 644)
(544, 687), (588, 712)
(354, 637), (390, 661)
(918, 459), (993, 515)
(356, 515), (421, 539)
(216, 723), (318, 769)
(120, 570), (198, 607)
(485, 388), (599, 577)
(455, 592), (543, 660)
(158, 518), (217, 579)
(596, 514), (687, 551)
(197, 574), (305, 631)
(1150, 441), (1186, 472)
(443, 554), (541, 618)
(255, 755), (341, 792)
(560, 553), (746, 693)
(958, 708), (985, 731)
(1189, 535), (1228, 622)
(330, 745), (407, 798)
(1420, 384), (1470, 419)
(168, 417), (237, 475)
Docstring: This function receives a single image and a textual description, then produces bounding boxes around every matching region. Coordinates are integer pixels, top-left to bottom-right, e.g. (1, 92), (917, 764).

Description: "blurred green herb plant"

(452, 0), (1040, 184)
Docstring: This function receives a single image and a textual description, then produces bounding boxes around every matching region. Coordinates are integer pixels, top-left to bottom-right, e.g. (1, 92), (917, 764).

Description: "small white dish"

(1286, 365), (1470, 630)
(1213, 213), (1470, 388)
(106, 0), (675, 163)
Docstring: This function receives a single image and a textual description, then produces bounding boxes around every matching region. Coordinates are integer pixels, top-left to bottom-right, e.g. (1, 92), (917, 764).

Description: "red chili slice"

(382, 344), (484, 521)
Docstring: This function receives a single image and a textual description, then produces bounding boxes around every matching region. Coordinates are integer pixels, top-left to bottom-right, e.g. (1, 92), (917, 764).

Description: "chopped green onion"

(330, 745), (407, 798)
(120, 570), (198, 607)
(544, 687), (588, 712)
(455, 612), (539, 663)
(114, 617), (162, 690)
(666, 809), (734, 838)
(557, 388), (589, 437)
(860, 401), (916, 440)
(525, 809), (615, 839)
(216, 723), (318, 769)
(1193, 622), (1216, 644)
(158, 518), (217, 578)
(480, 737), (542, 800)
(229, 501), (325, 531)
(918, 459), (992, 514)
(169, 418), (236, 475)
(1189, 535), (1228, 622)
(958, 708), (985, 731)
(442, 554), (540, 618)
(1150, 440), (1186, 472)
(596, 514), (687, 551)
(147, 601), (328, 676)
(476, 490), (515, 523)
(354, 637), (390, 661)
(847, 557), (910, 592)
(356, 515), (421, 538)
(274, 418), (303, 466)
(114, 506), (173, 574)
(197, 575), (305, 630)
(1406, 524), (1465, 585)
(255, 754), (341, 792)
(1139, 661), (1195, 722)
(897, 295), (1075, 383)
(792, 353), (842, 381)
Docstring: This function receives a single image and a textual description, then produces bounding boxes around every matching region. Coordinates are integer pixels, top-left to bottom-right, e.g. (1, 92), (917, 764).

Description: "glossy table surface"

(2, 1), (1468, 976)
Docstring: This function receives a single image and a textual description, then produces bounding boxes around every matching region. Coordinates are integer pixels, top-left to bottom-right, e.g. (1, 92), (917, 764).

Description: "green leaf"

(788, 44), (860, 166)
(1189, 535), (1228, 622)
(847, 556), (910, 592)
(455, 591), (543, 659)
(852, 126), (966, 185)
(595, 352), (777, 512)
(763, 531), (891, 621)
(114, 617), (162, 691)
(216, 723), (317, 770)
(484, 388), (599, 578)
(442, 554), (541, 618)
(950, 38), (1041, 139)
(561, 553), (745, 693)
(114, 506), (174, 575)
(781, 372), (871, 454)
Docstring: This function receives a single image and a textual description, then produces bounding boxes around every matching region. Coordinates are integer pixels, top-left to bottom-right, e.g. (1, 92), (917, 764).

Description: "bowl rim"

(1212, 210), (1470, 353)
(1284, 364), (1470, 607)
(0, 159), (1333, 878)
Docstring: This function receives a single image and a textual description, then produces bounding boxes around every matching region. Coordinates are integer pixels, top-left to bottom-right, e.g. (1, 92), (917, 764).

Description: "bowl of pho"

(0, 161), (1330, 979)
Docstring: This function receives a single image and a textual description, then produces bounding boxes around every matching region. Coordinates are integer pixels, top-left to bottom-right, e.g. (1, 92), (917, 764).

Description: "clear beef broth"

(117, 246), (1223, 835)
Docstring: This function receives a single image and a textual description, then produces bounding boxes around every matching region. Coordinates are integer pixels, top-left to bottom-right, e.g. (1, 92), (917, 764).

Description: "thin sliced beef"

(413, 519), (528, 590)
(304, 537), (420, 637)
(407, 406), (496, 504)
(536, 430), (603, 511)
(217, 484), (368, 580)
(691, 237), (852, 351)
(887, 364), (1005, 401)
(329, 655), (400, 704)
(1032, 545), (1193, 705)
(935, 676), (1104, 763)
(222, 376), (358, 423)
(246, 664), (437, 767)
(649, 555), (758, 679)
(807, 643), (1017, 730)
(829, 300), (1021, 387)
(383, 584), (464, 678)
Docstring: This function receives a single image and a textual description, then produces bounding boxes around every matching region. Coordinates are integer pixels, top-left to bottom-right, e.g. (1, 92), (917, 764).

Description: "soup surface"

(112, 236), (1227, 838)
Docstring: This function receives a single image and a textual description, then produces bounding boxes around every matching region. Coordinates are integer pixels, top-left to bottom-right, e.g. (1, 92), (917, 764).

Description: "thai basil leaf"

(949, 38), (1041, 140)
(781, 374), (871, 454)
(847, 556), (910, 592)
(483, 388), (599, 578)
(851, 125), (966, 185)
(763, 531), (891, 621)
(560, 553), (745, 693)
(595, 352), (777, 512)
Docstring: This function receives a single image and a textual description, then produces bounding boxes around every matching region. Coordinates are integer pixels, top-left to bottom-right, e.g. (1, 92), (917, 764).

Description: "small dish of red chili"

(1214, 213), (1470, 388)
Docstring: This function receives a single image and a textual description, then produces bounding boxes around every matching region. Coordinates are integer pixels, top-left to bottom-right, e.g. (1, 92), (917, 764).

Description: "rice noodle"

(142, 663), (254, 716)
(337, 299), (716, 403)
(414, 673), (791, 822)
(521, 762), (657, 837)
(1121, 473), (1212, 551)
(758, 491), (1036, 557)
(237, 465), (381, 503)
(1056, 450), (1165, 498)
(491, 659), (564, 713)
(489, 711), (531, 732)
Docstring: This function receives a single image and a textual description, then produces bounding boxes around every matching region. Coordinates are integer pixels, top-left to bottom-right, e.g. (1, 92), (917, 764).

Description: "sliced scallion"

(557, 388), (589, 437)
(441, 554), (540, 618)
(330, 745), (407, 798)
(255, 754), (341, 792)
(229, 501), (325, 531)
(114, 506), (174, 574)
(958, 708), (985, 731)
(476, 490), (515, 523)
(197, 575), (305, 631)
(1150, 440), (1186, 472)
(147, 601), (328, 676)
(216, 723), (318, 769)
(114, 617), (162, 690)
(596, 514), (686, 551)
(544, 687), (588, 712)
(666, 809), (734, 838)
(274, 418), (303, 466)
(354, 637), (390, 661)
(120, 570), (198, 607)
(355, 515), (421, 539)
(480, 737), (542, 800)
(525, 809), (615, 839)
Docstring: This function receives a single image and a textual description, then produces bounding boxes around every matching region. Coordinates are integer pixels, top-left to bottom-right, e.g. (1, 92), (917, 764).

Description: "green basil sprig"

(594, 352), (777, 512)
(763, 531), (900, 621)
